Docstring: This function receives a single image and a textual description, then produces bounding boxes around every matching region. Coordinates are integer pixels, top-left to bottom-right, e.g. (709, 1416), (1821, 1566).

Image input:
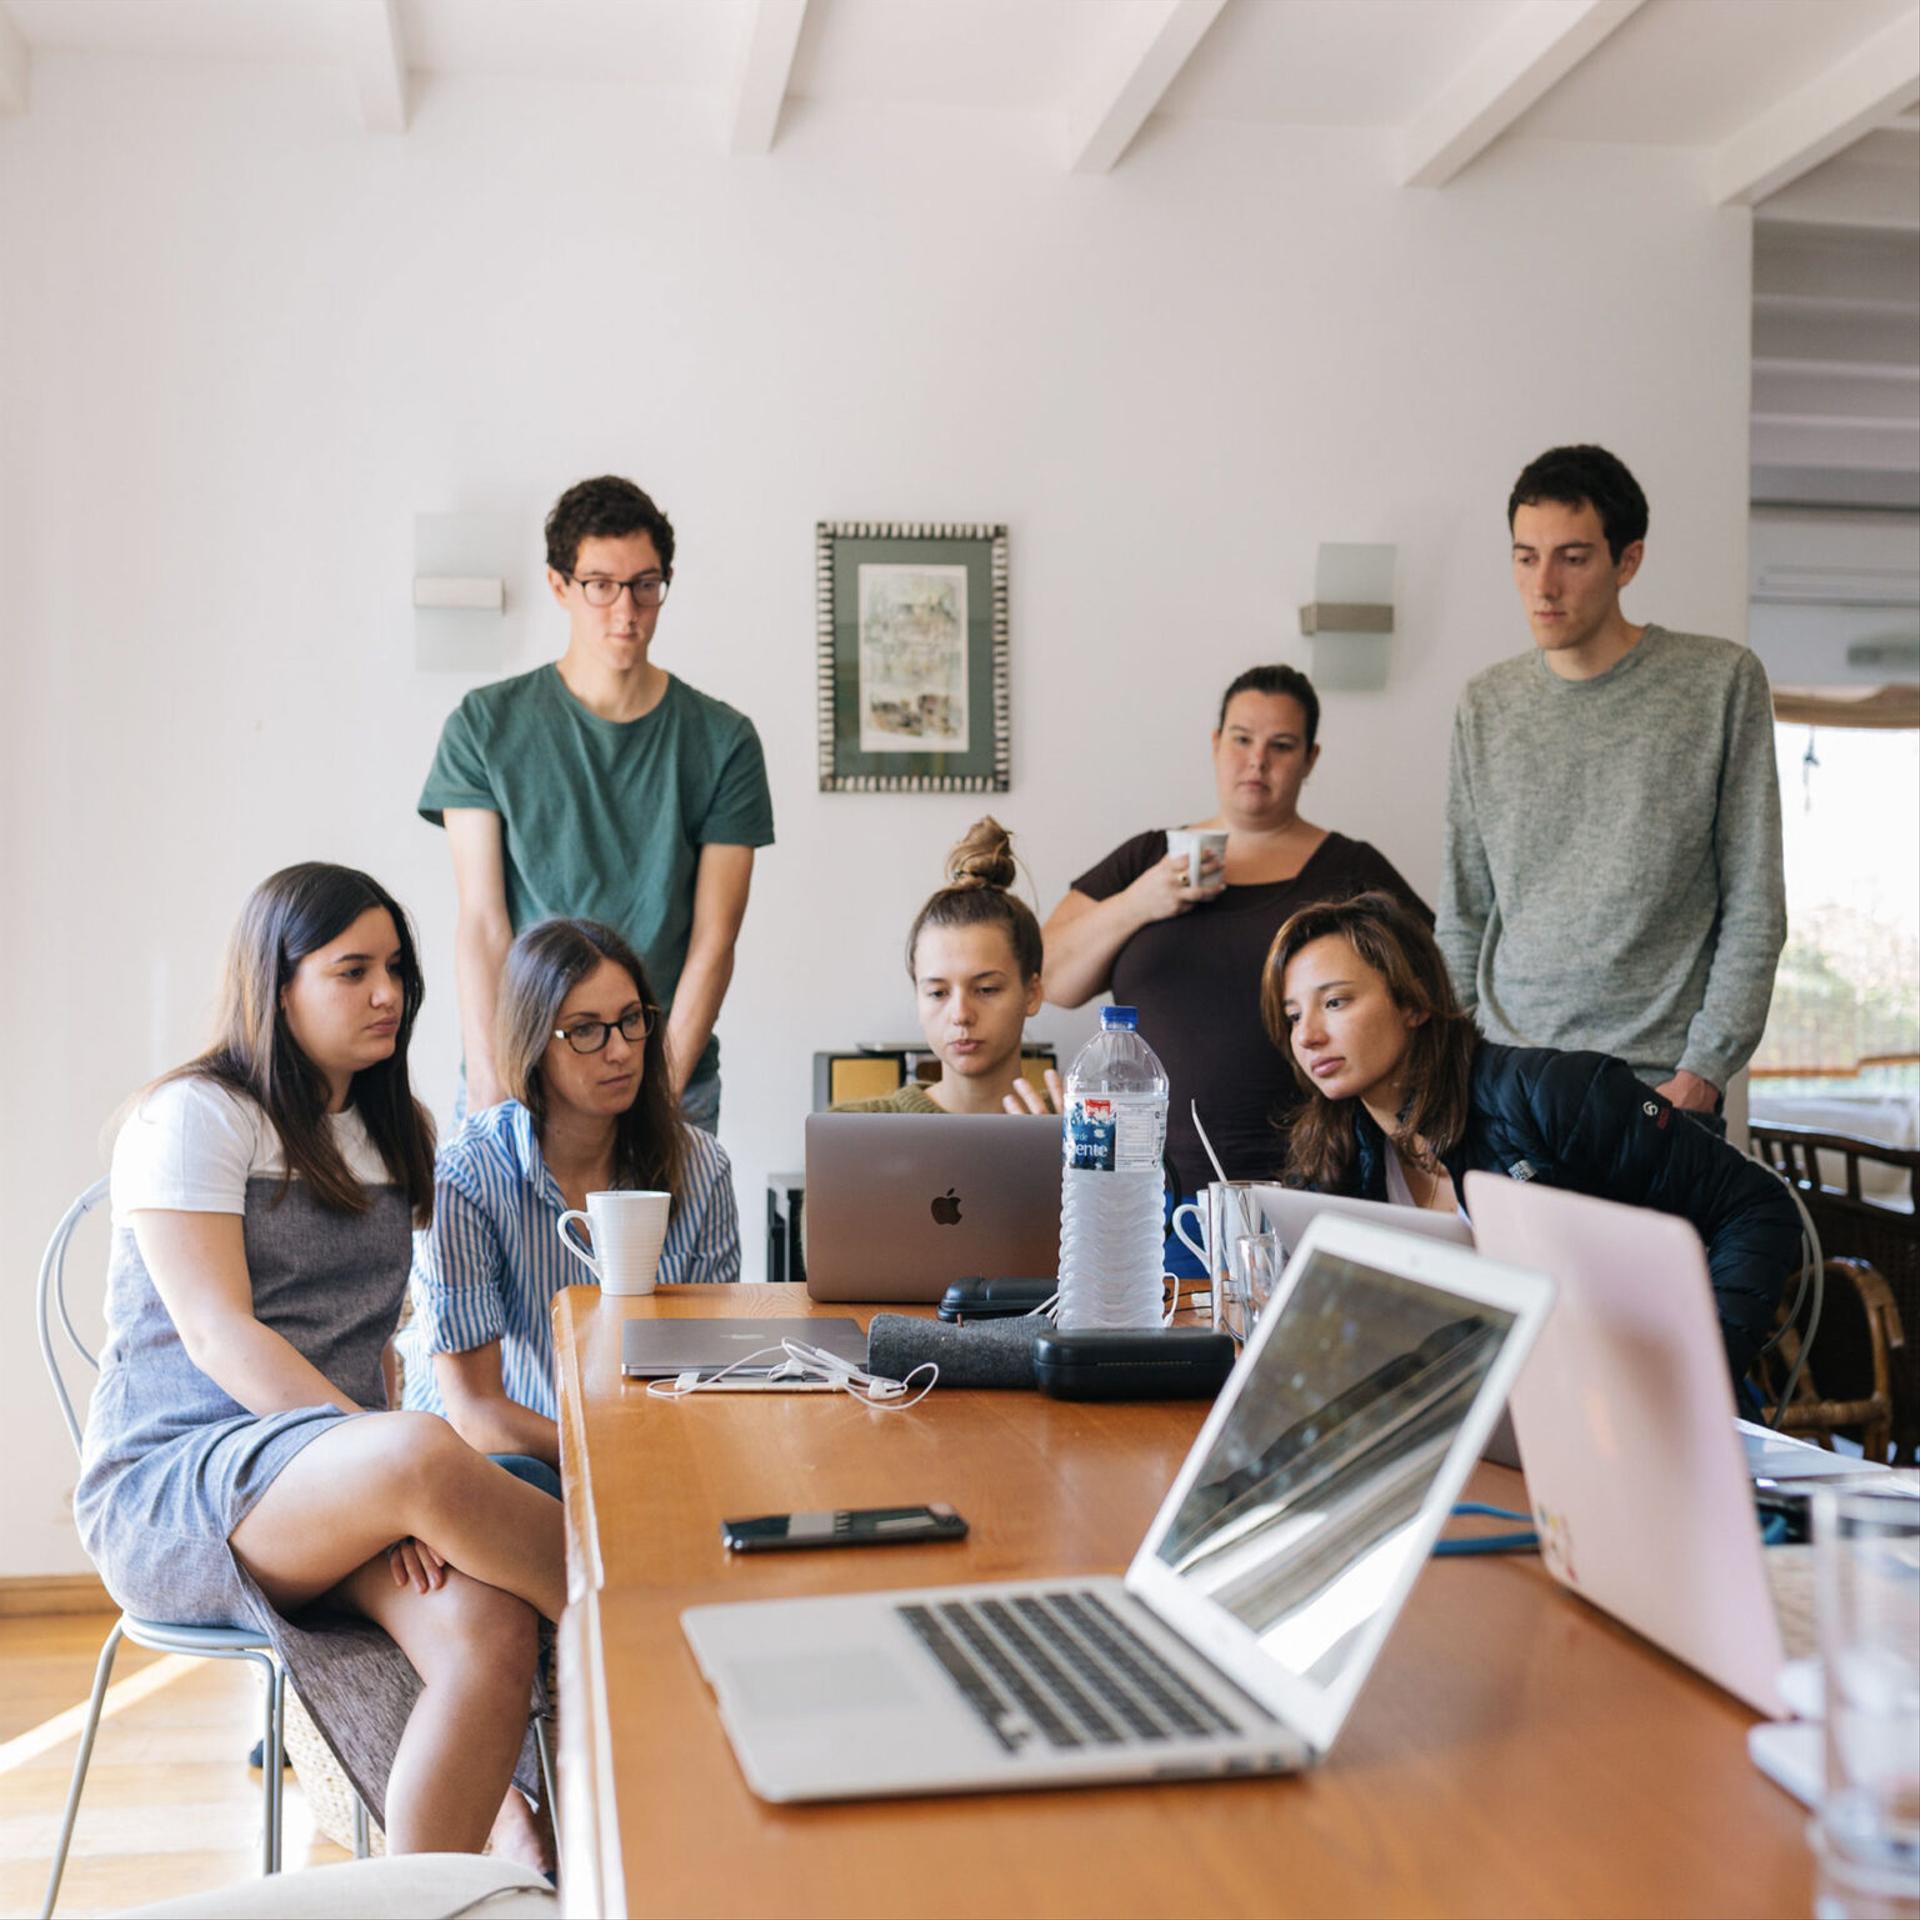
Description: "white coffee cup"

(1165, 827), (1228, 890)
(556, 1190), (672, 1297)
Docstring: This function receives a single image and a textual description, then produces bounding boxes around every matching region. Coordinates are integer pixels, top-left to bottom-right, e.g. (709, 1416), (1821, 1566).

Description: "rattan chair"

(1749, 1122), (1919, 1462)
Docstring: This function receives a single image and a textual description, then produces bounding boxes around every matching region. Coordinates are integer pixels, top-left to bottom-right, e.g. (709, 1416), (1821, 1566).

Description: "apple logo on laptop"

(930, 1188), (963, 1227)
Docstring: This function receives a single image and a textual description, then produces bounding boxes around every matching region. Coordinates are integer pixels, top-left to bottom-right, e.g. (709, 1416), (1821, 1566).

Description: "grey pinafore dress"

(74, 1170), (542, 1825)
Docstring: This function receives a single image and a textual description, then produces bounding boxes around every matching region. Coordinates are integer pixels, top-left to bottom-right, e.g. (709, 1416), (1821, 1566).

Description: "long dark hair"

(1261, 891), (1477, 1190)
(162, 863), (435, 1222)
(495, 919), (685, 1196)
(905, 817), (1044, 982)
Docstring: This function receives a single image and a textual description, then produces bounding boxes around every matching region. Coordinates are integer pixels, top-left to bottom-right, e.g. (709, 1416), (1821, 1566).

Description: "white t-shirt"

(111, 1076), (393, 1224)
(1382, 1144), (1473, 1225)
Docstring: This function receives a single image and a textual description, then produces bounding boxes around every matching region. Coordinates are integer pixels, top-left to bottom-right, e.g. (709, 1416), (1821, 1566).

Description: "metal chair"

(36, 1178), (293, 1917)
(36, 1179), (560, 1909)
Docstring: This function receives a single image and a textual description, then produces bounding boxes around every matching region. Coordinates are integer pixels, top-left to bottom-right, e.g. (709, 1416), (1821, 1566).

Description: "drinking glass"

(1811, 1486), (1920, 1920)
(1231, 1232), (1283, 1338)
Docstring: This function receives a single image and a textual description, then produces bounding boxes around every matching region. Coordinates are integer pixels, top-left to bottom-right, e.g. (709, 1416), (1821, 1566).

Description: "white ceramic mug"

(555, 1190), (672, 1297)
(1165, 827), (1228, 890)
(1170, 1180), (1269, 1338)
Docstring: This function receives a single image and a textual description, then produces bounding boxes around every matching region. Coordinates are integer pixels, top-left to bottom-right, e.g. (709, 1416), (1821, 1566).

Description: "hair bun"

(945, 815), (1017, 892)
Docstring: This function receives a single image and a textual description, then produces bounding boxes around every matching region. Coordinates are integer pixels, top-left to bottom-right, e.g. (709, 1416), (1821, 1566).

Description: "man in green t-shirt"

(419, 475), (775, 1131)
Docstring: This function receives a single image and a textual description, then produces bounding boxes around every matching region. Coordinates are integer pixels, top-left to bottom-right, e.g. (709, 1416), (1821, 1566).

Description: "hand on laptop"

(1004, 1068), (1065, 1117)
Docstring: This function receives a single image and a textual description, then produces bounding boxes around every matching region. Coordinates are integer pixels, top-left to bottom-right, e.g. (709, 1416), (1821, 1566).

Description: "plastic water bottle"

(1057, 1006), (1169, 1330)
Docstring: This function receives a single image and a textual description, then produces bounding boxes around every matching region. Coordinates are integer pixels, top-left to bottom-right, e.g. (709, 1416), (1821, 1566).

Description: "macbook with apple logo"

(804, 1114), (1063, 1303)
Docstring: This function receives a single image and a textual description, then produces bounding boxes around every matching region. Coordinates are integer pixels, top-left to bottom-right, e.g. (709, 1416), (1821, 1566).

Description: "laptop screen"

(1152, 1245), (1515, 1698)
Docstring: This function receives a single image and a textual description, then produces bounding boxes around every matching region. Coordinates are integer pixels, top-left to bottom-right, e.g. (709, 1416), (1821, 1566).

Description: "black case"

(1032, 1328), (1236, 1401)
(937, 1276), (1057, 1323)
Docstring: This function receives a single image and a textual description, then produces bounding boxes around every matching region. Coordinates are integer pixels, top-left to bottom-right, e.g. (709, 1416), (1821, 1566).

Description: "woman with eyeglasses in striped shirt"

(398, 918), (739, 1485)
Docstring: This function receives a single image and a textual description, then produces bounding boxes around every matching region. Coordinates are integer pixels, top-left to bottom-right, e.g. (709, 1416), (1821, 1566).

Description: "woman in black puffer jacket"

(1262, 891), (1799, 1386)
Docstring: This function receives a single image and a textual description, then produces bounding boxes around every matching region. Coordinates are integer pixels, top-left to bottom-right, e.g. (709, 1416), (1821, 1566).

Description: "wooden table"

(553, 1284), (1813, 1918)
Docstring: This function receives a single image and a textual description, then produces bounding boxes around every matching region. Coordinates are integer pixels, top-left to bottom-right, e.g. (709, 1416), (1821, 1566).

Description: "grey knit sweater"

(1437, 625), (1786, 1093)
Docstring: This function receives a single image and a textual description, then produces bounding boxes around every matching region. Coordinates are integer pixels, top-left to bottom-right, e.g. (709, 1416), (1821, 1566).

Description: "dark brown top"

(1070, 829), (1432, 1194)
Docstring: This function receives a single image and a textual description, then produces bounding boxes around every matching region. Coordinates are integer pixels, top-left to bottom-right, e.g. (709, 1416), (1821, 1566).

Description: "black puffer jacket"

(1336, 1042), (1800, 1382)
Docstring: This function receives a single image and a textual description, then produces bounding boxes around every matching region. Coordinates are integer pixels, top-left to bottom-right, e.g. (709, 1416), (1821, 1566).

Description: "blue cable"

(1433, 1500), (1538, 1557)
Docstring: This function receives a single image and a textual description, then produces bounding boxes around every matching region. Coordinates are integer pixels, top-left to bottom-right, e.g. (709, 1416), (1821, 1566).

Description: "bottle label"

(1064, 1095), (1164, 1173)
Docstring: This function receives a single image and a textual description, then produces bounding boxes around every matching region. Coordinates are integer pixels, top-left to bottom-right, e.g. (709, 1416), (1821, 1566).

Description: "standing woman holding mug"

(1041, 666), (1431, 1249)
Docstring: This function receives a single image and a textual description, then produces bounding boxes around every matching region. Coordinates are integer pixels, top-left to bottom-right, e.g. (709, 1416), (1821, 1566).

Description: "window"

(1753, 721), (1919, 1104)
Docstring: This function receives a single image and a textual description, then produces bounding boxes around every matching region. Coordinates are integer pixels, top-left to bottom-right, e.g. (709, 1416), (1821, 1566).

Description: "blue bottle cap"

(1101, 1006), (1139, 1030)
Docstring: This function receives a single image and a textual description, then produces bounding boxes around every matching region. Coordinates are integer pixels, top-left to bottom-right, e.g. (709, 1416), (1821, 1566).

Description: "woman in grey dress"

(75, 863), (565, 1862)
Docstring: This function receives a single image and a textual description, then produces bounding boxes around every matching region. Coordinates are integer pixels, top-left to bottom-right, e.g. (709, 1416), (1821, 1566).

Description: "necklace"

(1399, 1145), (1447, 1211)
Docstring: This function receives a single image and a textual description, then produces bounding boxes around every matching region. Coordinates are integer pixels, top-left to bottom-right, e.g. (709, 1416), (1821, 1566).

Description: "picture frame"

(816, 521), (1009, 792)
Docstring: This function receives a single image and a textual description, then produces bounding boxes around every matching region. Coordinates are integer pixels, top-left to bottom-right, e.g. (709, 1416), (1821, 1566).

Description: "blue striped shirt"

(398, 1100), (739, 1421)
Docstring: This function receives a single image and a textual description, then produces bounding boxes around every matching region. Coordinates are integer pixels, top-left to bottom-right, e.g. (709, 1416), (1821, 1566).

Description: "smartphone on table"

(720, 1503), (968, 1552)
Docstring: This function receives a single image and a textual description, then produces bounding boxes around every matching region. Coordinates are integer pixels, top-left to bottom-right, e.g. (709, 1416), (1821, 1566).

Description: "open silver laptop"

(1466, 1172), (1808, 1717)
(1255, 1184), (1474, 1253)
(1248, 1186), (1528, 1466)
(805, 1113), (1061, 1303)
(683, 1214), (1553, 1802)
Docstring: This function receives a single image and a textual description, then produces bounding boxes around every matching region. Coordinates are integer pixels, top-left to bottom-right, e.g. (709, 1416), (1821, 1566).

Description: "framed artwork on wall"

(815, 521), (1010, 792)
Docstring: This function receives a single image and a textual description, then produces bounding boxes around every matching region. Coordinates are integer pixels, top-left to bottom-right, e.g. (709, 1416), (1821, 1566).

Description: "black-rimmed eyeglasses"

(567, 572), (670, 609)
(554, 1008), (655, 1054)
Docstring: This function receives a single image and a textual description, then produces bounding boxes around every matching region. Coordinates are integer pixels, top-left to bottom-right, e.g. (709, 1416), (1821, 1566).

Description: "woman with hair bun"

(834, 817), (1053, 1116)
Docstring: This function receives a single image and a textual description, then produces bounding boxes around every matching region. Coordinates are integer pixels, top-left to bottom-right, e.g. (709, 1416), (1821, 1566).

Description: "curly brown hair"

(543, 475), (675, 578)
(1261, 891), (1477, 1191)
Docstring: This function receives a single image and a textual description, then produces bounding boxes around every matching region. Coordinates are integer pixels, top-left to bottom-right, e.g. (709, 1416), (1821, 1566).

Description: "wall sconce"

(1298, 543), (1395, 692)
(414, 512), (518, 671)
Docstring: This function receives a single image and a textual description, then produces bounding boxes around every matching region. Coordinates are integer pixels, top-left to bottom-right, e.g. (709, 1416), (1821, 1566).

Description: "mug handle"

(556, 1210), (603, 1282)
(1170, 1200), (1208, 1270)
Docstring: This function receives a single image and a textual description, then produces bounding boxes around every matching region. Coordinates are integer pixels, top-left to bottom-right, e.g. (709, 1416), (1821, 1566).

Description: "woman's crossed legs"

(228, 1411), (567, 1855)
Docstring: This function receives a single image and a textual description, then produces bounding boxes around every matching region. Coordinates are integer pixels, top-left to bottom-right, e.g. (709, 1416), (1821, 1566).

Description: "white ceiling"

(4, 0), (1914, 506)
(5, 0), (1917, 200)
(1504, 0), (1916, 145)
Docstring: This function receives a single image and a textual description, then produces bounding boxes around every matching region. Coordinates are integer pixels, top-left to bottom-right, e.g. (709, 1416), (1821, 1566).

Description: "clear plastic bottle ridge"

(1056, 1006), (1169, 1330)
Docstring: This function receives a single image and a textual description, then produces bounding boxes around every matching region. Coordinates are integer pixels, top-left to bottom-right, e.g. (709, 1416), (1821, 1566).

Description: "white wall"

(0, 58), (1754, 1576)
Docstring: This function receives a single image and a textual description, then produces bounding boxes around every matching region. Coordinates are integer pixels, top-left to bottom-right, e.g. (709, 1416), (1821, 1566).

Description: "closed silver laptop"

(804, 1113), (1062, 1304)
(684, 1215), (1554, 1802)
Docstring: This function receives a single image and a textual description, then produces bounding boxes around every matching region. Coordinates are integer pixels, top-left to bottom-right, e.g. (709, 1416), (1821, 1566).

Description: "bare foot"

(487, 1783), (553, 1877)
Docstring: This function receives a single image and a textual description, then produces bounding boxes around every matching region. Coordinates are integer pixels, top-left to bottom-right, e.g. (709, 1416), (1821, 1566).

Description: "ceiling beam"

(727, 0), (809, 156)
(343, 0), (409, 135)
(1711, 8), (1920, 207)
(0, 4), (28, 117)
(1401, 0), (1646, 189)
(1065, 0), (1228, 177)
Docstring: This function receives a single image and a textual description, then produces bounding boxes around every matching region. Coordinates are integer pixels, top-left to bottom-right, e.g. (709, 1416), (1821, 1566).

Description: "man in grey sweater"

(1438, 444), (1786, 1124)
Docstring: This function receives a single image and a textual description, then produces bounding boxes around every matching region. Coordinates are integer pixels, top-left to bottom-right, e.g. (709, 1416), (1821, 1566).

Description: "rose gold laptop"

(1464, 1173), (1792, 1717)
(804, 1114), (1062, 1303)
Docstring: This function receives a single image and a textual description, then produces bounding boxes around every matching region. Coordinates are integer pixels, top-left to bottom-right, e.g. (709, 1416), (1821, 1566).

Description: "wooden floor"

(0, 1611), (350, 1919)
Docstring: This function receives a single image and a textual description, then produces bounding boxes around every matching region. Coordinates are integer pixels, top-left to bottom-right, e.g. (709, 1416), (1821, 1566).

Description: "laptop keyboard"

(895, 1589), (1257, 1755)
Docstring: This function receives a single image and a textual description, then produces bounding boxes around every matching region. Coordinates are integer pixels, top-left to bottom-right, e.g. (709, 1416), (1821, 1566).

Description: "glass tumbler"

(1811, 1486), (1920, 1920)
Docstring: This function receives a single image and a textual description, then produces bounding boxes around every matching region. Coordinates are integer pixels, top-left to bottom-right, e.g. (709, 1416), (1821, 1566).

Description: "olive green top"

(828, 1082), (944, 1115)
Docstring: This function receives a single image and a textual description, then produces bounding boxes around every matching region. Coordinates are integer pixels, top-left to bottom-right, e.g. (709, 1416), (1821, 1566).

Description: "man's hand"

(1654, 1068), (1721, 1114)
(1004, 1068), (1065, 1116)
